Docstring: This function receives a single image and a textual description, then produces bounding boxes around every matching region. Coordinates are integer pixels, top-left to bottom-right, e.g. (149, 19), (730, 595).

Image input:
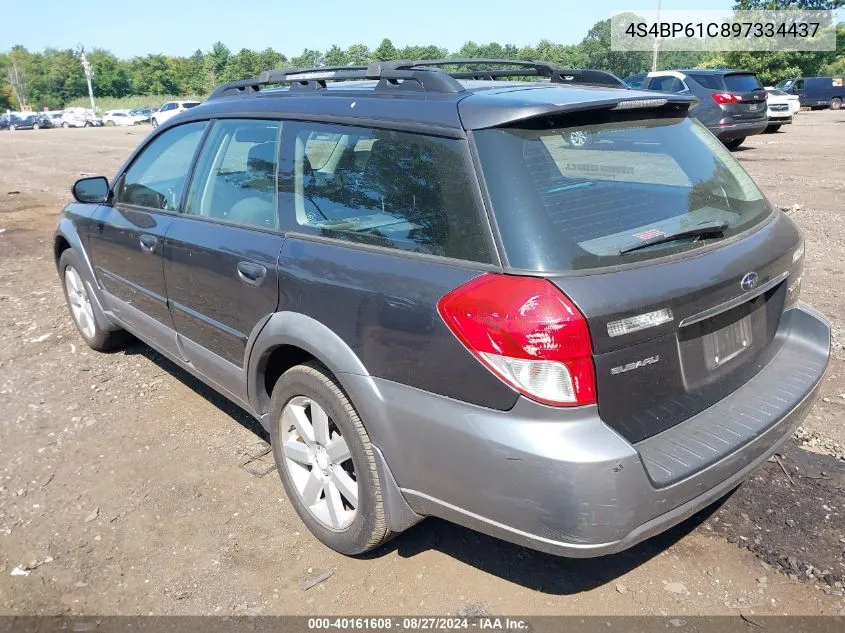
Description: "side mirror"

(72, 176), (110, 204)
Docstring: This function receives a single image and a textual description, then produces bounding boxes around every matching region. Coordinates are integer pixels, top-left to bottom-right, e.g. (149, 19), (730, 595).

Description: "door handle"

(237, 261), (267, 286)
(139, 234), (157, 253)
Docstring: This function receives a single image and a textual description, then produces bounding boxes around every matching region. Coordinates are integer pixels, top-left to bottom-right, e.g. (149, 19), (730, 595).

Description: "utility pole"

(651, 0), (662, 72)
(80, 47), (96, 112)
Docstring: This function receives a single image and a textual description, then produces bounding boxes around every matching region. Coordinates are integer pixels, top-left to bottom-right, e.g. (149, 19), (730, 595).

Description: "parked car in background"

(765, 87), (801, 115)
(150, 100), (202, 127)
(9, 114), (44, 130)
(60, 109), (104, 128)
(636, 69), (768, 150)
(35, 113), (54, 129)
(0, 115), (9, 131)
(777, 76), (845, 110)
(623, 72), (647, 89)
(763, 89), (794, 132)
(129, 108), (153, 123)
(103, 110), (144, 126)
(55, 58), (829, 559)
(45, 112), (66, 128)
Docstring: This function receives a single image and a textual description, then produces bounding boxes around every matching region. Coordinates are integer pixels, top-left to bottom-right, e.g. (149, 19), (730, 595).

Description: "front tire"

(151, 118), (158, 128)
(724, 137), (745, 150)
(765, 125), (781, 133)
(270, 361), (392, 555)
(33, 123), (40, 130)
(62, 122), (70, 129)
(832, 97), (842, 110)
(59, 249), (128, 352)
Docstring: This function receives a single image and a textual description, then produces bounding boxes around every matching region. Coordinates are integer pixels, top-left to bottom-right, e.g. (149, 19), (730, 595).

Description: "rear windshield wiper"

(619, 221), (728, 255)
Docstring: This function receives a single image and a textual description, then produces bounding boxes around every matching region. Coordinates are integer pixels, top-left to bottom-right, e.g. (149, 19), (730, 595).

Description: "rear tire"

(62, 122), (69, 129)
(105, 120), (115, 126)
(269, 361), (393, 556)
(58, 249), (128, 352)
(832, 97), (842, 110)
(723, 137), (745, 150)
(33, 123), (40, 130)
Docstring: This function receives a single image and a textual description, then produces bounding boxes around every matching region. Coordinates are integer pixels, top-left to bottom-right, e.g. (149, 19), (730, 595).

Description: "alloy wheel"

(64, 266), (96, 339)
(281, 396), (358, 530)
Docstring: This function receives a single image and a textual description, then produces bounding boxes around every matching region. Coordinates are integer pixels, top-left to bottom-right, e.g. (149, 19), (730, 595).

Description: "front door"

(163, 119), (285, 402)
(86, 121), (209, 351)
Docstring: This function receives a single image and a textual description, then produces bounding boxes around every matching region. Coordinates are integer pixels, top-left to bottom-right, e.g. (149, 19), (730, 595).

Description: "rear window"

(723, 73), (763, 92)
(474, 113), (771, 272)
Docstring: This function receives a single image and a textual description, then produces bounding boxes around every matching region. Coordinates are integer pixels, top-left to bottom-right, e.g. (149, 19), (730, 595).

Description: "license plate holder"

(702, 314), (753, 371)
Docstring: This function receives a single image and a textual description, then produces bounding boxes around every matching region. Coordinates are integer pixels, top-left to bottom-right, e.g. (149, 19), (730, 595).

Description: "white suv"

(103, 109), (144, 126)
(150, 100), (202, 127)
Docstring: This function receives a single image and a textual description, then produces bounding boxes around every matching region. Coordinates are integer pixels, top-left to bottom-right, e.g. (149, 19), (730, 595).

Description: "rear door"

(86, 121), (208, 351)
(163, 118), (285, 403)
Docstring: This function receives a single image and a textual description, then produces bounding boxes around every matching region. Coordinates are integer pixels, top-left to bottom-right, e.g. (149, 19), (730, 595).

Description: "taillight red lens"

(437, 274), (596, 407)
(711, 92), (742, 104)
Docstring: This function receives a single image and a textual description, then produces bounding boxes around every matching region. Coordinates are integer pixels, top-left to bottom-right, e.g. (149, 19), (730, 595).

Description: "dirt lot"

(0, 112), (844, 617)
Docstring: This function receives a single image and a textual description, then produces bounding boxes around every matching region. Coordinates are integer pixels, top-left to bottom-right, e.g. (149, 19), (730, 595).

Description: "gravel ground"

(0, 111), (843, 617)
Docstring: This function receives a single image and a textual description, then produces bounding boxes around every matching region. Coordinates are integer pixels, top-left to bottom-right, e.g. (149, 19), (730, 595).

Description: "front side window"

(184, 119), (280, 230)
(115, 121), (207, 211)
(474, 113), (771, 272)
(278, 123), (491, 263)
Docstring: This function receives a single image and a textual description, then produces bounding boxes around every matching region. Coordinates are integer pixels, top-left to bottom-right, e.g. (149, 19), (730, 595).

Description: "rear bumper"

(348, 303), (830, 557)
(712, 119), (768, 140)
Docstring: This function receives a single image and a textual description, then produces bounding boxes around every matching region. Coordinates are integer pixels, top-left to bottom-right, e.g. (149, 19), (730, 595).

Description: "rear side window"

(115, 121), (207, 210)
(474, 113), (770, 272)
(183, 102), (201, 109)
(278, 123), (491, 263)
(723, 73), (763, 92)
(184, 119), (280, 230)
(686, 73), (723, 90)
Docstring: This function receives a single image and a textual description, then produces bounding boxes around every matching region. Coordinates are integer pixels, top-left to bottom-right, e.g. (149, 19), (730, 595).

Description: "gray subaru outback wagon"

(55, 59), (830, 557)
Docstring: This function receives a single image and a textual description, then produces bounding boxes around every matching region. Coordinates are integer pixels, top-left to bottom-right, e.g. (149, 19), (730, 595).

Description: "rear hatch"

(718, 72), (768, 122)
(473, 106), (802, 443)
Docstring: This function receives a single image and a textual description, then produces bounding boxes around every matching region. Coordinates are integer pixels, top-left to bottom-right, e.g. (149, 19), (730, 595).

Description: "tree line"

(1, 11), (843, 112)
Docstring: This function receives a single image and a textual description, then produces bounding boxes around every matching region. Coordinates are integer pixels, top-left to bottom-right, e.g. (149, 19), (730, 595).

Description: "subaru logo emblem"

(740, 272), (759, 292)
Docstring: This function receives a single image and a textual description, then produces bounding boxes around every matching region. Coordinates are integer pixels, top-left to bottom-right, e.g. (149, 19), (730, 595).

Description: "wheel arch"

(248, 312), (370, 421)
(249, 311), (423, 533)
(54, 219), (120, 332)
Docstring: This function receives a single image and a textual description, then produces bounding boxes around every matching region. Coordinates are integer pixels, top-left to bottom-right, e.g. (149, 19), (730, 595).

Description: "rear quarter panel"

(276, 236), (519, 410)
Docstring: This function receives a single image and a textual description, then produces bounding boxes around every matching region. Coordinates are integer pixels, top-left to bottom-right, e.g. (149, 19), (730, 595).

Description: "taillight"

(437, 274), (596, 407)
(711, 92), (742, 104)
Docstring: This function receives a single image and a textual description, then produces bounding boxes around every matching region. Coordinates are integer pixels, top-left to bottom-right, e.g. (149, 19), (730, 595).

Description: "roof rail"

(381, 59), (626, 87)
(207, 58), (626, 99)
(208, 63), (467, 99)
